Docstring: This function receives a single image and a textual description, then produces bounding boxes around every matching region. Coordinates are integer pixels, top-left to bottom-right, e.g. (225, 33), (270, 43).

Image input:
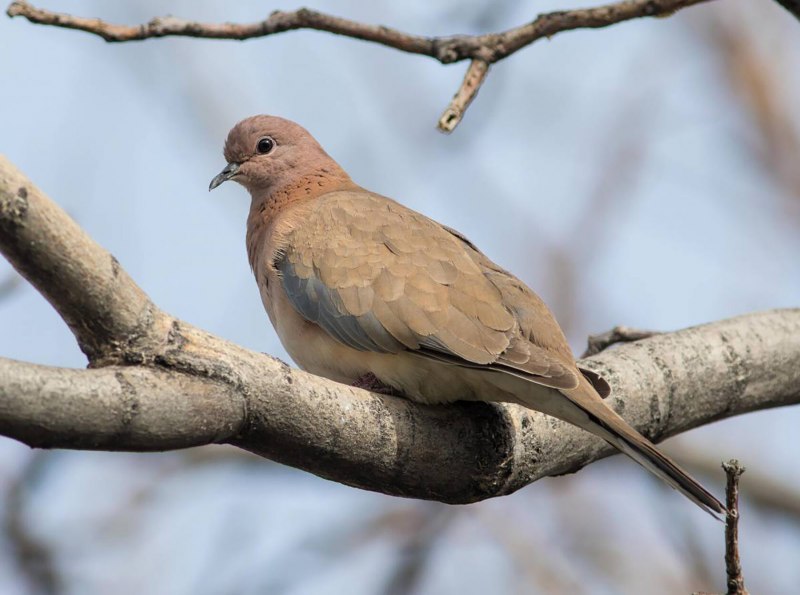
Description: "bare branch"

(692, 460), (749, 595)
(4, 0), (715, 57)
(6, 0), (716, 131)
(674, 446), (800, 519)
(0, 357), (245, 451)
(438, 60), (490, 133)
(1, 157), (799, 505)
(722, 460), (747, 595)
(0, 156), (166, 362)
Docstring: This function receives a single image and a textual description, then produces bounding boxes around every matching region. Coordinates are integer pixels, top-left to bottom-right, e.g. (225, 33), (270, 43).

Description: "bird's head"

(209, 115), (347, 196)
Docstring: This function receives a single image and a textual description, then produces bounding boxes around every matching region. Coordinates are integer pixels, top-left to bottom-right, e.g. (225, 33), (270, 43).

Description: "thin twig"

(672, 445), (800, 520)
(6, 0), (716, 131)
(722, 460), (747, 595)
(582, 326), (660, 357)
(438, 60), (489, 133)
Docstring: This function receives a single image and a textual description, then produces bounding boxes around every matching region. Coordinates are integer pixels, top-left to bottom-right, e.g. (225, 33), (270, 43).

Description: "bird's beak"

(209, 162), (240, 191)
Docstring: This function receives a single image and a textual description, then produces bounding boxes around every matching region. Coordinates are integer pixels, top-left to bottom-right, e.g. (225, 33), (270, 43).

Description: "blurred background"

(1, 0), (799, 593)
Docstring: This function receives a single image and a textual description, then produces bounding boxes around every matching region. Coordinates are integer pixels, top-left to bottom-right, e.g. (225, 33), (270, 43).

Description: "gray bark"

(1, 155), (798, 503)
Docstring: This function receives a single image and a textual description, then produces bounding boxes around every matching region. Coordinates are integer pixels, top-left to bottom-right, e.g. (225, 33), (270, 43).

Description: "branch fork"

(1, 154), (799, 504)
(6, 0), (722, 132)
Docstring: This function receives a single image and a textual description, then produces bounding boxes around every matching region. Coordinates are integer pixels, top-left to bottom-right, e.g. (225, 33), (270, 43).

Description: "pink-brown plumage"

(210, 115), (725, 518)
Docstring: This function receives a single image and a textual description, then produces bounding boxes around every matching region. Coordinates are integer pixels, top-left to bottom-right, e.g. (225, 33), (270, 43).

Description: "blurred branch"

(4, 452), (62, 595)
(1, 155), (800, 504)
(545, 91), (654, 337)
(7, 0), (715, 131)
(0, 271), (22, 300)
(382, 504), (456, 595)
(339, 502), (456, 594)
(477, 507), (582, 592)
(704, 9), (800, 219)
(676, 514), (718, 593)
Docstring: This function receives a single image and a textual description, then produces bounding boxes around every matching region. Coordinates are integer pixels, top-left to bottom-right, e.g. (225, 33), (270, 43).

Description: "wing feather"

(275, 191), (579, 388)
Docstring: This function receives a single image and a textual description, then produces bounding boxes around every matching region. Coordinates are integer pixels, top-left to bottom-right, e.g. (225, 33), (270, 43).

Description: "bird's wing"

(275, 191), (579, 390)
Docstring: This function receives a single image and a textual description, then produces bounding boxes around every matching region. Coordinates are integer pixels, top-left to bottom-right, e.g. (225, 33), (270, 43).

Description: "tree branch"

(0, 157), (165, 362)
(722, 460), (747, 595)
(774, 0), (800, 21)
(674, 445), (800, 519)
(6, 0), (717, 131)
(438, 60), (490, 133)
(3, 0), (714, 57)
(0, 357), (244, 450)
(1, 155), (799, 504)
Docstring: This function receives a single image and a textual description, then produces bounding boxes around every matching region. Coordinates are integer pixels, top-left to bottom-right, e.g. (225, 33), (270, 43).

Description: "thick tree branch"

(6, 0), (717, 131)
(0, 158), (167, 362)
(0, 357), (244, 450)
(1, 156), (799, 504)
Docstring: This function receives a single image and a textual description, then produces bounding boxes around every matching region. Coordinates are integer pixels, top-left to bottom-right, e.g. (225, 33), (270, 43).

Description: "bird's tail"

(558, 379), (726, 519)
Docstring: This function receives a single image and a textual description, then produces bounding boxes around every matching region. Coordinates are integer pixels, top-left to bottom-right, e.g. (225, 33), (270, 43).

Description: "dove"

(210, 115), (724, 517)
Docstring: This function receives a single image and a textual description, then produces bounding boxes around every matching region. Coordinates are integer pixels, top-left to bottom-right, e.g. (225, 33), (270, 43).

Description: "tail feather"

(557, 379), (726, 519)
(591, 419), (725, 519)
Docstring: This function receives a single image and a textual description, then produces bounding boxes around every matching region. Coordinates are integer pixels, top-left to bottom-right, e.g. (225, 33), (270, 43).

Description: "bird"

(209, 114), (725, 518)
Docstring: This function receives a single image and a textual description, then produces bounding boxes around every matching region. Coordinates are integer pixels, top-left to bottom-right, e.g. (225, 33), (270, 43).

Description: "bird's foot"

(352, 373), (403, 397)
(582, 326), (661, 358)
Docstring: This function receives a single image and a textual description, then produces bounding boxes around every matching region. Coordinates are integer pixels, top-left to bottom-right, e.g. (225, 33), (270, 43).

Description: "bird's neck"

(245, 168), (356, 272)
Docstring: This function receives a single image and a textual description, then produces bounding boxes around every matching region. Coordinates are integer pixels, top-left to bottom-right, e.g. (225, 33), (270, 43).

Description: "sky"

(1, 1), (799, 593)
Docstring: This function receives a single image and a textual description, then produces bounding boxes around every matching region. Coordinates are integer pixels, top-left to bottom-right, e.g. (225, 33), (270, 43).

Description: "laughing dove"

(210, 115), (724, 517)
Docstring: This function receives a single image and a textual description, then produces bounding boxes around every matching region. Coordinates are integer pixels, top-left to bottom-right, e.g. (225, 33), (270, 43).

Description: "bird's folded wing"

(276, 191), (579, 389)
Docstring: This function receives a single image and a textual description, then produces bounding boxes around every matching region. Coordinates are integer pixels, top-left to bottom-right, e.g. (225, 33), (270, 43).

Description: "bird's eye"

(256, 137), (275, 154)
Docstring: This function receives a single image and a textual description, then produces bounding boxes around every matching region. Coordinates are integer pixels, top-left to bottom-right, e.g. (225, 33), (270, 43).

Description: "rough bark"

(1, 155), (799, 503)
(6, 0), (720, 132)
